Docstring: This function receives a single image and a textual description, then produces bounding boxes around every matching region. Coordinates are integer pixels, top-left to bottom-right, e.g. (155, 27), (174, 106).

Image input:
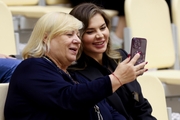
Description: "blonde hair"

(22, 12), (83, 59)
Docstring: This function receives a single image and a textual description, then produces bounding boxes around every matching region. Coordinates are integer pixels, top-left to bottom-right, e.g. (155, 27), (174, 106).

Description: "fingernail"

(128, 54), (131, 58)
(146, 62), (148, 64)
(145, 69), (148, 72)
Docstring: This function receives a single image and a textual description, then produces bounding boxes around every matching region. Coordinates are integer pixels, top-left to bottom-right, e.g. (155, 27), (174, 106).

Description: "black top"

(68, 49), (157, 120)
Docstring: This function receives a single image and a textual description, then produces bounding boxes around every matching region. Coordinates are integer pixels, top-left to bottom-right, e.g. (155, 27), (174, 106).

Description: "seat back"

(137, 75), (169, 120)
(171, 0), (180, 65)
(124, 0), (175, 69)
(1, 0), (39, 6)
(45, 0), (70, 5)
(0, 0), (17, 55)
(0, 83), (9, 120)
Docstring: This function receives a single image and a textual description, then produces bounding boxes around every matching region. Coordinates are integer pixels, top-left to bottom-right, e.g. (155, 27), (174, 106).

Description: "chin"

(100, 47), (107, 53)
(69, 57), (76, 62)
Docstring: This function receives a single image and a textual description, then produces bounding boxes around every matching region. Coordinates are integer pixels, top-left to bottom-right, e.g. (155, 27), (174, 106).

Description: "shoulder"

(20, 58), (43, 66)
(18, 57), (56, 71)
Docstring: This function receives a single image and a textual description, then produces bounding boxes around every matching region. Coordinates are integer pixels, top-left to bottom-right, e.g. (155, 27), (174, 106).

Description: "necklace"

(66, 71), (79, 84)
(43, 55), (79, 84)
(44, 55), (63, 70)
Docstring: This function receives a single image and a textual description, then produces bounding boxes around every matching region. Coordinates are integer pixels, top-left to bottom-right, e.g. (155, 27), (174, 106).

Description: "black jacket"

(68, 49), (157, 120)
(5, 57), (125, 120)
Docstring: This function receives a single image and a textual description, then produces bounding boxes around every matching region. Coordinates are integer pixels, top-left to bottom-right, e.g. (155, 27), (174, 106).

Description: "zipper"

(94, 105), (103, 120)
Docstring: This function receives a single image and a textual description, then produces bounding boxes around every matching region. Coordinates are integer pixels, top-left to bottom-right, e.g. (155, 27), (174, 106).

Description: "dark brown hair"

(70, 2), (121, 62)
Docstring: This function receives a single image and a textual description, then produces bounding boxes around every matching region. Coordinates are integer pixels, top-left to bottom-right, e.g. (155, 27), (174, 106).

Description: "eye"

(67, 33), (73, 36)
(65, 31), (74, 37)
(100, 26), (106, 31)
(86, 30), (93, 34)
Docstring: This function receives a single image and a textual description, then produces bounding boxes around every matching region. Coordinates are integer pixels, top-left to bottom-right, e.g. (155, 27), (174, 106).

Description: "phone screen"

(130, 37), (147, 65)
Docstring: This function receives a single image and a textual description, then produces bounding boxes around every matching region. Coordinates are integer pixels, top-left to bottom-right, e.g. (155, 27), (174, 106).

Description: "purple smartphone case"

(130, 37), (147, 65)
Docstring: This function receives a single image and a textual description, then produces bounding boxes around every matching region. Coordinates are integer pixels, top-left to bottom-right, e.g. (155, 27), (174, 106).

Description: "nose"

(72, 35), (81, 43)
(96, 31), (103, 38)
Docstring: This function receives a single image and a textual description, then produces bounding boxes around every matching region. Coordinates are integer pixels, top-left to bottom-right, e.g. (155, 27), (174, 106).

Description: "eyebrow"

(87, 23), (106, 30)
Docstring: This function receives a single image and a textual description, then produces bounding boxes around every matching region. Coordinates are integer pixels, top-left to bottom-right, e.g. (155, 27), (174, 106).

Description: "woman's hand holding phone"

(113, 52), (148, 86)
(112, 37), (148, 88)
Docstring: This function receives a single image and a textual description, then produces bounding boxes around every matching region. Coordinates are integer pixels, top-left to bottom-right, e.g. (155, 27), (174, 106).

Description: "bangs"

(47, 12), (83, 38)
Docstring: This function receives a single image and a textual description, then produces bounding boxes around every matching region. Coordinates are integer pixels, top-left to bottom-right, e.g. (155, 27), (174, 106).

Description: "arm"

(0, 53), (22, 59)
(0, 58), (21, 83)
(0, 53), (14, 58)
(15, 53), (146, 111)
(14, 58), (113, 111)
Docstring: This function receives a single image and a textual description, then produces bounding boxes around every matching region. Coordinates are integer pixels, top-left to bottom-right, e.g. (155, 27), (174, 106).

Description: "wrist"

(112, 73), (123, 86)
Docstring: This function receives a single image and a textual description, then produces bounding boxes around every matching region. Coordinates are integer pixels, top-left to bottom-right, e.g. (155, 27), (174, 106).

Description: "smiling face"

(82, 13), (110, 60)
(45, 30), (81, 68)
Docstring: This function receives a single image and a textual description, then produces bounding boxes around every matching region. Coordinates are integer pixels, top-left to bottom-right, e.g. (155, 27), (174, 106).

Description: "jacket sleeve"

(14, 58), (113, 111)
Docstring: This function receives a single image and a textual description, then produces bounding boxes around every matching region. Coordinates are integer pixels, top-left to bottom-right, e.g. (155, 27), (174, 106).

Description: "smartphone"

(130, 37), (147, 65)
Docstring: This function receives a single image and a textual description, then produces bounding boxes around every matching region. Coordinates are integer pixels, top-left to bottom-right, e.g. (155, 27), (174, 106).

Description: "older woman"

(4, 12), (145, 120)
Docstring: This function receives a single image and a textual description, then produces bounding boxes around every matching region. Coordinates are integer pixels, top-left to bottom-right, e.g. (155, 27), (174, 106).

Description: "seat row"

(0, 0), (118, 55)
(123, 0), (180, 114)
(0, 0), (175, 119)
(124, 0), (180, 86)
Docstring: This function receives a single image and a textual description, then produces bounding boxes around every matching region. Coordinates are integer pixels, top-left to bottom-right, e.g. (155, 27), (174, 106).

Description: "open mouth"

(69, 48), (77, 51)
(93, 41), (105, 48)
(69, 47), (78, 54)
(93, 41), (104, 45)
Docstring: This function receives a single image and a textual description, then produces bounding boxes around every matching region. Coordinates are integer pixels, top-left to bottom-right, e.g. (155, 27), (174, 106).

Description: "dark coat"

(4, 57), (125, 120)
(68, 49), (157, 120)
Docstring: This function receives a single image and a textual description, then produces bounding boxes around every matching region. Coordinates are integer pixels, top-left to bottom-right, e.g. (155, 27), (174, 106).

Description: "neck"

(45, 55), (67, 73)
(85, 53), (103, 65)
(94, 58), (103, 65)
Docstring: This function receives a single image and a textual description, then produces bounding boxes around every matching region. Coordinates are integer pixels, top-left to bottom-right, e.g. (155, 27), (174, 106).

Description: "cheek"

(104, 29), (110, 39)
(51, 39), (64, 52)
(82, 35), (94, 45)
(51, 40), (59, 48)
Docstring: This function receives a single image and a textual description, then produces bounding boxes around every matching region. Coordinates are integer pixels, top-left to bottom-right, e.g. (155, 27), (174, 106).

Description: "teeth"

(95, 42), (103, 45)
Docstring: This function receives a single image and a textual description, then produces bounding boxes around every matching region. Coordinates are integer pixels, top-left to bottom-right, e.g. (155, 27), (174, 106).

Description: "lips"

(93, 41), (104, 45)
(69, 47), (78, 55)
(93, 41), (105, 48)
(69, 47), (77, 51)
